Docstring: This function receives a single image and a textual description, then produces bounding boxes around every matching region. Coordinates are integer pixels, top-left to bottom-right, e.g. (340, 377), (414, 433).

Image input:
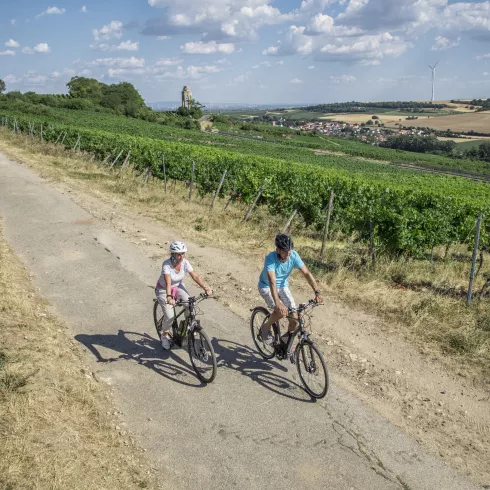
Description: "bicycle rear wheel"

(153, 300), (164, 340)
(188, 327), (217, 384)
(250, 307), (275, 359)
(295, 341), (329, 399)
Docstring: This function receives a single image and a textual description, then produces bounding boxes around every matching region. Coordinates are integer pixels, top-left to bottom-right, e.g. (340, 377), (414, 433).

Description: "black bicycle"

(153, 293), (217, 384)
(250, 300), (329, 399)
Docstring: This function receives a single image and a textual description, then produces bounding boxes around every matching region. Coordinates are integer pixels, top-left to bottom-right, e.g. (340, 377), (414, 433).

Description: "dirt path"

(0, 151), (488, 489)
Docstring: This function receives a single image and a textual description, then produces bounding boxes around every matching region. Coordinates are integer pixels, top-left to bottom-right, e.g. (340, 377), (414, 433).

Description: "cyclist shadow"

(212, 338), (315, 403)
(75, 329), (206, 388)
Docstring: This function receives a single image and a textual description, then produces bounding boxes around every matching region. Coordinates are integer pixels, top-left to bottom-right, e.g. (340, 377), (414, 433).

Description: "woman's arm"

(164, 273), (175, 305)
(189, 271), (212, 295)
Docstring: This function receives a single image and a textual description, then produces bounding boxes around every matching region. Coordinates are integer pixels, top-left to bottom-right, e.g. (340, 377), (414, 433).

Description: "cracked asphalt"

(0, 153), (480, 490)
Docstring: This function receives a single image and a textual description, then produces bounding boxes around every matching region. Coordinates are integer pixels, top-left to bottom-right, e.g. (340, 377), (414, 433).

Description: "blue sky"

(1, 0), (489, 104)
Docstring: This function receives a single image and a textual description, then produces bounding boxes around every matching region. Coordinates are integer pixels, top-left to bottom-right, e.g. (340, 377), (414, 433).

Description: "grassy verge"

(0, 128), (489, 383)
(0, 220), (158, 489)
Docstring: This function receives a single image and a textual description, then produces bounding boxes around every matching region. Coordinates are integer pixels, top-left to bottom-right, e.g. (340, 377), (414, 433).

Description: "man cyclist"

(258, 233), (323, 345)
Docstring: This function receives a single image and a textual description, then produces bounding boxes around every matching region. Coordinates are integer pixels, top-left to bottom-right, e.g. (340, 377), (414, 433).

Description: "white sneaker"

(161, 335), (171, 350)
(260, 328), (274, 345)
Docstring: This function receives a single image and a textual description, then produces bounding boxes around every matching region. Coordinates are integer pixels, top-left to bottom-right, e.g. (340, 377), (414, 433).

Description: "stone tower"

(181, 86), (192, 109)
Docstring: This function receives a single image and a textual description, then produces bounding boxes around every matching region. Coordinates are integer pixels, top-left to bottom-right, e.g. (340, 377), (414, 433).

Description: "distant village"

(270, 119), (428, 143)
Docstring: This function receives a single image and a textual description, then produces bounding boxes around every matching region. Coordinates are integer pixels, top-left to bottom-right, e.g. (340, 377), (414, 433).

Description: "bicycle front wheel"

(188, 328), (217, 384)
(296, 341), (329, 399)
(153, 300), (164, 340)
(250, 307), (275, 359)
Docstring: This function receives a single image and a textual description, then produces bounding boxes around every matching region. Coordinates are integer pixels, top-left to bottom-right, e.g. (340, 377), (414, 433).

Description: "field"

(388, 112), (490, 132)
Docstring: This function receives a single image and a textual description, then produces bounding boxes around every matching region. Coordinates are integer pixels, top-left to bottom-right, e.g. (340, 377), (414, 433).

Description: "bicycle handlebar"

(174, 292), (209, 307)
(290, 299), (321, 314)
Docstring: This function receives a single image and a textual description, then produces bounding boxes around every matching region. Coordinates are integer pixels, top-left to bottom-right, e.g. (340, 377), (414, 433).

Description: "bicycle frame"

(273, 300), (318, 361)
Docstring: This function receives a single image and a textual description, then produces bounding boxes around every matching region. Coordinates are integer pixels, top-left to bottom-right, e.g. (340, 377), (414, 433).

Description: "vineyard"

(1, 107), (489, 176)
(1, 111), (489, 258)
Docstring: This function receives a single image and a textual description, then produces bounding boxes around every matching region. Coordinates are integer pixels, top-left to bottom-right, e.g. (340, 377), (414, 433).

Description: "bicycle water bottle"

(178, 318), (187, 336)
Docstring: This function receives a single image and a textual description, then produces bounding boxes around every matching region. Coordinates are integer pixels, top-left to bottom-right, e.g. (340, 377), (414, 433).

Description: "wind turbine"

(428, 61), (439, 102)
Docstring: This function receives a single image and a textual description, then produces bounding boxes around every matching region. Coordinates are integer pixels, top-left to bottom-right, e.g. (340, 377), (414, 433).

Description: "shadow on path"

(212, 338), (315, 403)
(75, 329), (205, 388)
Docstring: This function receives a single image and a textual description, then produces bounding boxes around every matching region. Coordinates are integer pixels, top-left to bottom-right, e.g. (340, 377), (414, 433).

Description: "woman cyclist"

(155, 241), (212, 349)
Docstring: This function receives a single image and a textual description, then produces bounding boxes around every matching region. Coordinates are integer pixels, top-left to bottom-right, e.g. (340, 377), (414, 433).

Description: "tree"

(67, 77), (104, 101)
(0, 79), (6, 94)
(100, 82), (145, 114)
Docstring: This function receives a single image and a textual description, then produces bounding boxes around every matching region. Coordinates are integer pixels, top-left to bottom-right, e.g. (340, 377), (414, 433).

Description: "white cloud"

(431, 35), (460, 51)
(276, 60), (284, 65)
(24, 74), (49, 85)
(45, 6), (65, 14)
(216, 58), (231, 64)
(5, 39), (20, 48)
(157, 65), (221, 80)
(316, 32), (409, 63)
(93, 21), (123, 41)
(22, 47), (34, 54)
(0, 50), (15, 56)
(143, 0), (292, 41)
(308, 65), (315, 69)
(4, 74), (18, 83)
(290, 78), (304, 84)
(37, 6), (66, 17)
(10, 19), (16, 25)
(484, 72), (489, 76)
(263, 25), (313, 56)
(34, 43), (50, 53)
(157, 35), (171, 40)
(475, 53), (490, 60)
(329, 74), (356, 83)
(81, 5), (87, 13)
(89, 56), (145, 68)
(232, 74), (247, 83)
(155, 57), (183, 66)
(181, 41), (235, 54)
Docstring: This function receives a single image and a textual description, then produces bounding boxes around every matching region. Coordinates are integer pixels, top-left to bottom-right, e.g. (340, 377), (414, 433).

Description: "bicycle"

(250, 299), (329, 399)
(153, 293), (217, 384)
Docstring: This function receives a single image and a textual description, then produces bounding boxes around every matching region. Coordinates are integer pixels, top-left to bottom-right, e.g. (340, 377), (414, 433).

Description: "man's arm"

(267, 270), (288, 316)
(299, 265), (323, 303)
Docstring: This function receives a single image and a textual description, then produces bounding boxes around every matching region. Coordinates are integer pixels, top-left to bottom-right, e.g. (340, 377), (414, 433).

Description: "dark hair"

(275, 233), (294, 251)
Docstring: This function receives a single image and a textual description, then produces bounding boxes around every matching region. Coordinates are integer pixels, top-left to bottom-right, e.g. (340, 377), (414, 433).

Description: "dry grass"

(0, 220), (159, 489)
(1, 128), (489, 382)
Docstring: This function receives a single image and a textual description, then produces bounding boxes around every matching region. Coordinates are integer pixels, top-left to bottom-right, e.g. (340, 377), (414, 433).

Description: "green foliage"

(67, 77), (104, 101)
(3, 110), (490, 258)
(0, 79), (6, 94)
(381, 135), (456, 155)
(300, 101), (448, 113)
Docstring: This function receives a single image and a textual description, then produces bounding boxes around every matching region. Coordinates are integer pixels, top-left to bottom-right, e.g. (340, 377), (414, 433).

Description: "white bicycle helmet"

(169, 241), (187, 253)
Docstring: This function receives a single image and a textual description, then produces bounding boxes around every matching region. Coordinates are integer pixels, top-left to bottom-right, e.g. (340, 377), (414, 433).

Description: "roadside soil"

(0, 221), (160, 490)
(0, 136), (489, 486)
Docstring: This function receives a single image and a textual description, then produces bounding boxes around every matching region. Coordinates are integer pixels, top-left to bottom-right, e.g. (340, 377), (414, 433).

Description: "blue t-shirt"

(258, 250), (305, 289)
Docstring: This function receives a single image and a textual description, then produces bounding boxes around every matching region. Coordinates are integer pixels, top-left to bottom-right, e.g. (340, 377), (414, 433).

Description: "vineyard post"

(72, 135), (80, 152)
(144, 167), (151, 184)
(60, 132), (67, 145)
(242, 180), (267, 223)
(320, 190), (335, 259)
(282, 206), (298, 234)
(119, 151), (131, 174)
(40, 124), (43, 142)
(210, 169), (227, 210)
(109, 150), (124, 170)
(224, 183), (237, 210)
(369, 220), (376, 268)
(188, 160), (195, 201)
(467, 215), (482, 306)
(102, 153), (112, 166)
(162, 154), (167, 193)
(55, 132), (62, 144)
